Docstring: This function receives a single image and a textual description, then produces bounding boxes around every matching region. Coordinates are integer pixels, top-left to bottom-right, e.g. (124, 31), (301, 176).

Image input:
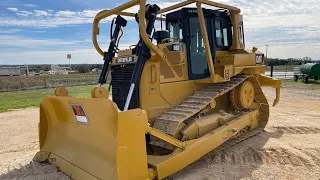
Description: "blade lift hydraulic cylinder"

(98, 15), (127, 87)
(123, 4), (160, 111)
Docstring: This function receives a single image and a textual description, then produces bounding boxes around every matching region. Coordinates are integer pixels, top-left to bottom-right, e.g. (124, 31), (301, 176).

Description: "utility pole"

(265, 45), (269, 59)
(265, 45), (273, 77)
(67, 54), (72, 72)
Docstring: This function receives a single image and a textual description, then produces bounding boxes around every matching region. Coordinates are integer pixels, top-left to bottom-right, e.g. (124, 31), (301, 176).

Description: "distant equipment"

(50, 65), (69, 75)
(294, 63), (320, 83)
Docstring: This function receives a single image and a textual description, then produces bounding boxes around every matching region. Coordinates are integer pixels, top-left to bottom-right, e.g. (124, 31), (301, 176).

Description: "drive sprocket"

(230, 80), (255, 110)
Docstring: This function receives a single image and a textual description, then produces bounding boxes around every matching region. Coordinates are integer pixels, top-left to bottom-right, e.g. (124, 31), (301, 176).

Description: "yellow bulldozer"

(33, 0), (281, 179)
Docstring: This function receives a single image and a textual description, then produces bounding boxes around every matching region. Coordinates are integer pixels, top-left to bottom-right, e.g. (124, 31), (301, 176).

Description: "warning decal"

(71, 104), (89, 124)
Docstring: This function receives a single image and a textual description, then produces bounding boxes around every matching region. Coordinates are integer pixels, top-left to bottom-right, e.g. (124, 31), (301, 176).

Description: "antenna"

(160, 14), (163, 30)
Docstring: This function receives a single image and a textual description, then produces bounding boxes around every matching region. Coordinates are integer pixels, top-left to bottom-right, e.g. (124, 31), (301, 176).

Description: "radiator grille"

(111, 64), (140, 111)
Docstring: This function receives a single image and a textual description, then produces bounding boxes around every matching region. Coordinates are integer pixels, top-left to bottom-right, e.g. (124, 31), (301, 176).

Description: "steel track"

(151, 74), (270, 151)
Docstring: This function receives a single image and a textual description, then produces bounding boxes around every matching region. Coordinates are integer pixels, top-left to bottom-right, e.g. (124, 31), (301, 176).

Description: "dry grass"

(0, 84), (111, 113)
(0, 73), (99, 92)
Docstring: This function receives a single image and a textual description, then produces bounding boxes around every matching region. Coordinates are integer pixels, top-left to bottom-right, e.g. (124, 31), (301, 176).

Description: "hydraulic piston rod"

(124, 4), (160, 111)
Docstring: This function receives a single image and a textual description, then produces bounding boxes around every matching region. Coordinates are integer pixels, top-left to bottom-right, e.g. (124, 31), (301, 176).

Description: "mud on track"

(0, 86), (320, 180)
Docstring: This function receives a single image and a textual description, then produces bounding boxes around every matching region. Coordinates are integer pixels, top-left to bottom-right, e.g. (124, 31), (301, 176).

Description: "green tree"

(78, 64), (90, 73)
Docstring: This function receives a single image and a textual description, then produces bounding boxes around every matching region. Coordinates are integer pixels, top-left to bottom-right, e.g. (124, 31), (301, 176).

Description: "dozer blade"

(33, 96), (150, 180)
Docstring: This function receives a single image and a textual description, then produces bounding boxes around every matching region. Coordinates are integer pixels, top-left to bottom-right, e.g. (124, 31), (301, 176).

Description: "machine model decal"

(116, 56), (134, 64)
(71, 104), (89, 125)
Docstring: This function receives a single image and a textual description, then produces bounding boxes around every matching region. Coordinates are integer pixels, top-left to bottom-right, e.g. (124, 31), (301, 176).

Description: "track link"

(151, 74), (270, 151)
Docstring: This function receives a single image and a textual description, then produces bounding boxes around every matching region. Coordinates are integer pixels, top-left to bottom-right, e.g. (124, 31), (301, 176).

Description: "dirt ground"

(0, 86), (320, 180)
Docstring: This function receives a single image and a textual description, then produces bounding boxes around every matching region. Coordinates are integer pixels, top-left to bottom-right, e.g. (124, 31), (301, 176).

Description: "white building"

(0, 66), (29, 76)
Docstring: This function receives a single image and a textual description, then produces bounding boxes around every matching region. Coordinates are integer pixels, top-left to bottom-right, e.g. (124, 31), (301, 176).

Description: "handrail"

(92, 0), (241, 58)
(158, 0), (194, 14)
(138, 0), (167, 60)
(92, 0), (140, 56)
(194, 0), (240, 13)
(196, 2), (215, 82)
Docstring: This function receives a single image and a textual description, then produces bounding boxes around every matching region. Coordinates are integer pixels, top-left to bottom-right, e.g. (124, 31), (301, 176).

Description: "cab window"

(213, 19), (231, 48)
(215, 20), (223, 46)
(189, 17), (209, 76)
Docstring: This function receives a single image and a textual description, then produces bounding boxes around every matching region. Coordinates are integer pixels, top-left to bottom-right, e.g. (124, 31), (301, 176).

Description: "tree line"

(0, 64), (104, 73)
(1, 57), (319, 73)
(265, 57), (319, 66)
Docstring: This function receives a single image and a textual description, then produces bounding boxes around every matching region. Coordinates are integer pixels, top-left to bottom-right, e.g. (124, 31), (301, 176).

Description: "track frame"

(146, 75), (270, 179)
(147, 110), (259, 179)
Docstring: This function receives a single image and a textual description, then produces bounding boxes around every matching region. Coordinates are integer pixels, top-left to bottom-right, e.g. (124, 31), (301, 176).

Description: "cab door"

(183, 10), (212, 80)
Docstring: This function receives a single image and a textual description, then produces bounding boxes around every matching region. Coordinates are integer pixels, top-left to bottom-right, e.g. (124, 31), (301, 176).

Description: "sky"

(0, 0), (319, 65)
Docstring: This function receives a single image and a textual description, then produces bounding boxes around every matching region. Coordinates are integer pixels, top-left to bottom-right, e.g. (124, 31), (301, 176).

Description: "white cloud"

(7, 7), (18, 12)
(0, 44), (134, 65)
(0, 9), (111, 28)
(252, 43), (320, 60)
(0, 48), (101, 65)
(0, 35), (86, 48)
(32, 30), (47, 33)
(0, 29), (46, 34)
(55, 10), (77, 17)
(16, 10), (33, 16)
(55, 9), (98, 17)
(34, 10), (52, 16)
(2, 1), (319, 29)
(46, 9), (55, 13)
(0, 29), (23, 34)
(22, 4), (37, 8)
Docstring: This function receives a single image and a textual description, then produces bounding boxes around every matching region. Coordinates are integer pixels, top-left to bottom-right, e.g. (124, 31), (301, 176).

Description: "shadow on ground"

(0, 161), (70, 180)
(165, 128), (285, 180)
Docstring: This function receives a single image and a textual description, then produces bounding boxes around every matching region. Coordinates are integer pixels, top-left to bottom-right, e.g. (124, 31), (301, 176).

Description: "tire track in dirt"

(272, 126), (320, 134)
(294, 147), (320, 167)
(211, 147), (317, 167)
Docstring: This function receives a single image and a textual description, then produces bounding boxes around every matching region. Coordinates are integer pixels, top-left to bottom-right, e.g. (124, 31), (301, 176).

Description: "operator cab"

(164, 8), (235, 80)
